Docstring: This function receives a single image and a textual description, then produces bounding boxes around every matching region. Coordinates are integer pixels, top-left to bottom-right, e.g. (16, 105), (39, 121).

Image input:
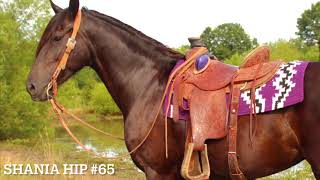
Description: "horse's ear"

(68, 0), (79, 20)
(50, 0), (62, 14)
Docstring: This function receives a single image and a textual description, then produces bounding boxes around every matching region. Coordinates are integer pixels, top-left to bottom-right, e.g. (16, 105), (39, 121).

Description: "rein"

(47, 9), (207, 159)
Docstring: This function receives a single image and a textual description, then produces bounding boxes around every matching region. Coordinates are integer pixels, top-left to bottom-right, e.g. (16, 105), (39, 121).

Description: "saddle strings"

(248, 62), (263, 145)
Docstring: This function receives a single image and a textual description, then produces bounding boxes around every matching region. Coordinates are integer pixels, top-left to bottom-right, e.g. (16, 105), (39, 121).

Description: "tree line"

(0, 0), (319, 140)
(178, 2), (320, 62)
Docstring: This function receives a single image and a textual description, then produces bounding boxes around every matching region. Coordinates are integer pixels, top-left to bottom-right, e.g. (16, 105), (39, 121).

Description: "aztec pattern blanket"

(165, 61), (310, 120)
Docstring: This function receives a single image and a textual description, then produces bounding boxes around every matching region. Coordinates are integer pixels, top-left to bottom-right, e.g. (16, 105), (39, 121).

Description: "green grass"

(260, 161), (314, 180)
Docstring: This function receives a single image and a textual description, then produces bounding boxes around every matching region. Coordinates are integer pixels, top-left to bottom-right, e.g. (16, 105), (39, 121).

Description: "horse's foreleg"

(144, 166), (182, 180)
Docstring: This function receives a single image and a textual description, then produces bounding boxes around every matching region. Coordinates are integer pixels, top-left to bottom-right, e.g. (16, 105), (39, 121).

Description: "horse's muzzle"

(26, 81), (51, 102)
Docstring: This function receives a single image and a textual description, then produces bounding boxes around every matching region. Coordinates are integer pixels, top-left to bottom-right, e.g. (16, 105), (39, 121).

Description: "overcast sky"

(53, 0), (319, 47)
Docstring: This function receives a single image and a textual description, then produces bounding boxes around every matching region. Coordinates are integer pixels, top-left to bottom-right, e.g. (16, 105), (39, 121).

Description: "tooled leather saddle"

(167, 40), (283, 180)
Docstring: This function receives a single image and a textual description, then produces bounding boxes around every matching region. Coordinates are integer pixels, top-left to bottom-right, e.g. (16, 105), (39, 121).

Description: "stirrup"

(181, 143), (210, 180)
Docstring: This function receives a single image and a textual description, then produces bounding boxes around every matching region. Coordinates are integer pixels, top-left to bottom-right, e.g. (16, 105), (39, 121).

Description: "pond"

(55, 116), (126, 156)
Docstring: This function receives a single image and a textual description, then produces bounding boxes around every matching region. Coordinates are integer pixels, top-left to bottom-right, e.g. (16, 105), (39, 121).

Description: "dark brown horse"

(26, 0), (320, 179)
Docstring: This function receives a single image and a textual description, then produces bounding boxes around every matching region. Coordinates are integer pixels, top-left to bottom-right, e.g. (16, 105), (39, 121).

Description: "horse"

(26, 0), (320, 179)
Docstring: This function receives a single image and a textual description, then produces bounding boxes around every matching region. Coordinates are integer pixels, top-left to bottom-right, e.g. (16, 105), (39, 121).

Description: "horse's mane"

(83, 8), (184, 60)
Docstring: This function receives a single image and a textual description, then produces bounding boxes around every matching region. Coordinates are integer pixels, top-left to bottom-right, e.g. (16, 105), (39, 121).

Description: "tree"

(0, 0), (52, 139)
(200, 23), (258, 60)
(296, 2), (320, 60)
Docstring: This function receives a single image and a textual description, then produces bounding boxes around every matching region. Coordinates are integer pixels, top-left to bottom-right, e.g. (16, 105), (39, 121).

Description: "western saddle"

(168, 38), (283, 180)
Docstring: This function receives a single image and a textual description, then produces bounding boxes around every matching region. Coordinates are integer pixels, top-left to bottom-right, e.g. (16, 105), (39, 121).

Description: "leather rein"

(47, 10), (130, 159)
(47, 9), (208, 159)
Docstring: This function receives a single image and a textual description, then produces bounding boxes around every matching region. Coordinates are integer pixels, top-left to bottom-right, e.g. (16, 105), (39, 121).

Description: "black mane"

(83, 8), (184, 60)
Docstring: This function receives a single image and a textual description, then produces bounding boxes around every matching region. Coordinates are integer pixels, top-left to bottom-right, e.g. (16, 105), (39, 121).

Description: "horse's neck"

(84, 12), (178, 119)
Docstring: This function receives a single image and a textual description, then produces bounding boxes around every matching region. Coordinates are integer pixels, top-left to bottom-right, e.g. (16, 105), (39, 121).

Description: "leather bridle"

(46, 10), (130, 159)
(47, 9), (82, 98)
(46, 9), (208, 160)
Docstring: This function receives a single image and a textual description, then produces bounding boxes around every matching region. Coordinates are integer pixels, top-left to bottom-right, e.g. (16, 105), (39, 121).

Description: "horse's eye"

(57, 25), (63, 31)
(53, 25), (73, 42)
(53, 35), (62, 41)
(67, 28), (73, 33)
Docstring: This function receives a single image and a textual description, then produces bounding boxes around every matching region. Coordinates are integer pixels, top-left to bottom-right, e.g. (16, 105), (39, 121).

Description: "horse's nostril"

(27, 82), (36, 95)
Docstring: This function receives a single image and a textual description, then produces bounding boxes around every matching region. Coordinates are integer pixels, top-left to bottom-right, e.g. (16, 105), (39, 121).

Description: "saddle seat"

(185, 60), (280, 92)
(185, 45), (275, 91)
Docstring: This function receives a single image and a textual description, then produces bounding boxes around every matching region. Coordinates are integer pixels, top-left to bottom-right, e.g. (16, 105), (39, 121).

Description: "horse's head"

(26, 0), (92, 101)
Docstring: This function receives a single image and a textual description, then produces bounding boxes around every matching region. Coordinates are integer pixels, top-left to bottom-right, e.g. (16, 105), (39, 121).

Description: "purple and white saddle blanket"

(165, 61), (309, 120)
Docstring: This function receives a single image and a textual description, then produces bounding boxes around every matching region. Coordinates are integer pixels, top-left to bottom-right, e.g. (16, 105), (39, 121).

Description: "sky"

(53, 0), (319, 48)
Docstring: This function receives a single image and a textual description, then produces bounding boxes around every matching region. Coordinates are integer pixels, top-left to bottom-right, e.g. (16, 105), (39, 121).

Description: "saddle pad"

(165, 61), (310, 120)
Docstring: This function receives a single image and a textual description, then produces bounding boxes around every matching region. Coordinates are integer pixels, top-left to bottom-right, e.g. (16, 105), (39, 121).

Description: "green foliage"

(222, 38), (319, 67)
(175, 44), (190, 54)
(56, 77), (85, 109)
(0, 0), (52, 140)
(269, 39), (304, 61)
(89, 83), (120, 115)
(297, 2), (320, 60)
(55, 67), (121, 115)
(201, 23), (257, 60)
(262, 161), (314, 180)
(224, 53), (245, 66)
(303, 46), (319, 60)
(297, 2), (320, 46)
(269, 39), (319, 61)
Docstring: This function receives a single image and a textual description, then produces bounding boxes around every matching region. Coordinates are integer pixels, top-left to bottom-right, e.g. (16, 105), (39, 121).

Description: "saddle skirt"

(164, 61), (309, 120)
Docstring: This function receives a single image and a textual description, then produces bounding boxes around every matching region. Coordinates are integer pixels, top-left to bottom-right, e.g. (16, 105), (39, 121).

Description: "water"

(55, 116), (127, 157)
